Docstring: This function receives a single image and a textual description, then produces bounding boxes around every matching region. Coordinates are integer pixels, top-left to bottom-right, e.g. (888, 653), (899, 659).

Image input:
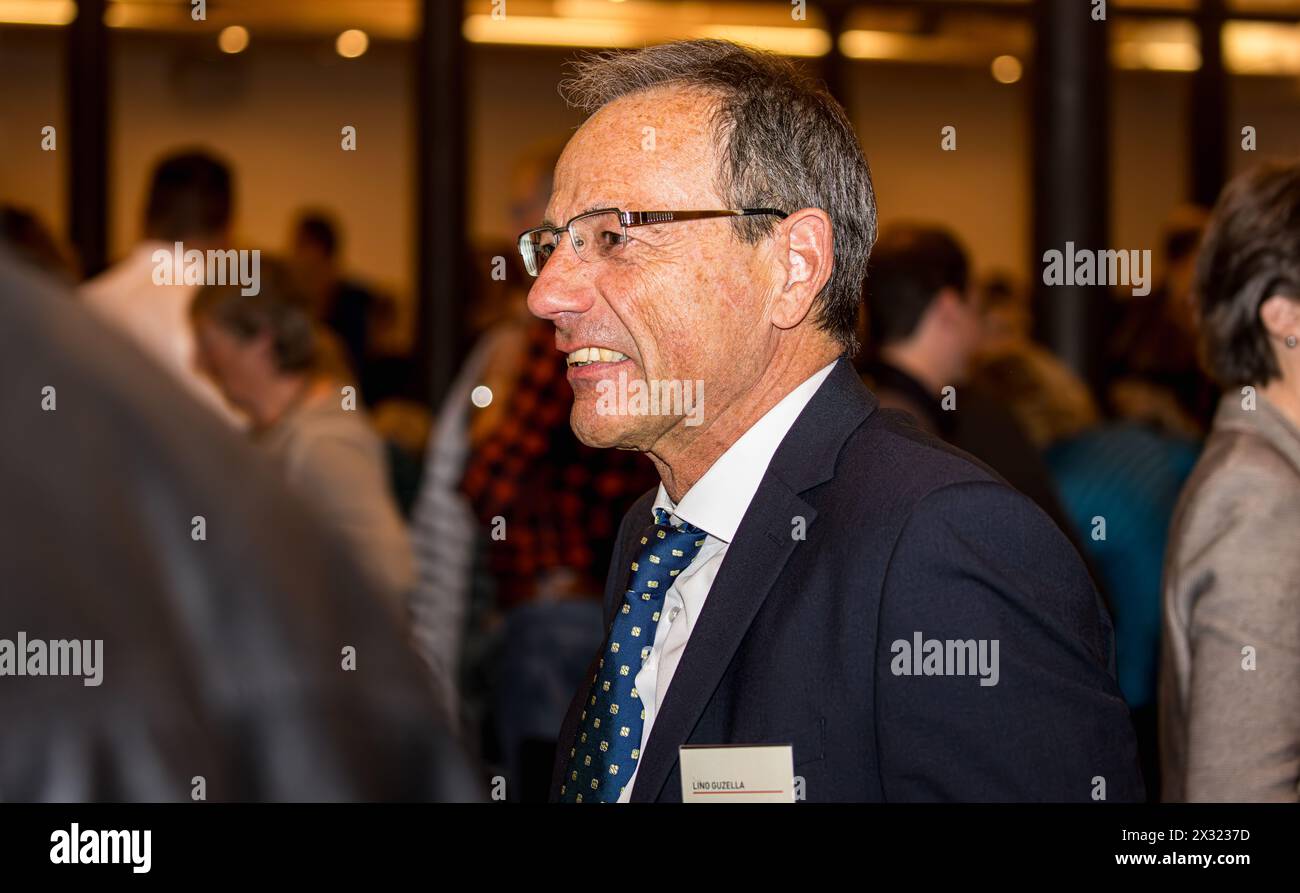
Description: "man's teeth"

(566, 347), (629, 367)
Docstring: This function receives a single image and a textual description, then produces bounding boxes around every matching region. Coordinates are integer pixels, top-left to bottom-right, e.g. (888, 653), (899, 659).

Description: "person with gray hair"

(521, 39), (1141, 802)
(190, 259), (414, 616)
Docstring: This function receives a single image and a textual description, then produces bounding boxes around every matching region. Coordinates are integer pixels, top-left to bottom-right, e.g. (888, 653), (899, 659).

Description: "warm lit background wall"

(848, 62), (1029, 279)
(5, 4), (1300, 334)
(107, 31), (413, 289)
(470, 45), (1038, 278)
(0, 26), (67, 239)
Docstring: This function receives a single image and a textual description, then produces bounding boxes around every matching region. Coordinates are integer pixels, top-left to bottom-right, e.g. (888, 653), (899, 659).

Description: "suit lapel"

(629, 358), (876, 801)
(629, 480), (813, 802)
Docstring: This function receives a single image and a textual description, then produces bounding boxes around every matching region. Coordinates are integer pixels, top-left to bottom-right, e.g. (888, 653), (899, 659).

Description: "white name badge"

(679, 744), (795, 803)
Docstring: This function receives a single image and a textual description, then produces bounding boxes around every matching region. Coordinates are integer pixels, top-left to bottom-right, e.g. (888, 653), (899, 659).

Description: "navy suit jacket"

(550, 359), (1144, 802)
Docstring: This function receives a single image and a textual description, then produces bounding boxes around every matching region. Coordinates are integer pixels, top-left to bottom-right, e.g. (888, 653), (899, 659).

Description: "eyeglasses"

(517, 207), (789, 278)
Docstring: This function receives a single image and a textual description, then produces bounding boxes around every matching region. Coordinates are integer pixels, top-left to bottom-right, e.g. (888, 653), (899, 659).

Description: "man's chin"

(570, 405), (649, 451)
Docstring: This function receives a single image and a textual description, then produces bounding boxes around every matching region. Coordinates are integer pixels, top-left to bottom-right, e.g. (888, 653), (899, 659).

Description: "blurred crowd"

(3, 145), (1299, 802)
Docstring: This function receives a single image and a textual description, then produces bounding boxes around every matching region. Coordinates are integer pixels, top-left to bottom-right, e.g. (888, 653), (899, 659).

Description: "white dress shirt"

(80, 241), (240, 424)
(617, 359), (837, 801)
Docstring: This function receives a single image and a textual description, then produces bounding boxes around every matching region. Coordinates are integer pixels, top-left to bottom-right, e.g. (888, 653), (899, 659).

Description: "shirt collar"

(653, 360), (838, 543)
(1214, 391), (1300, 476)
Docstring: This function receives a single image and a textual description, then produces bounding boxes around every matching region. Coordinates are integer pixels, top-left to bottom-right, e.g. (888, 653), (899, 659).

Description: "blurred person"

(970, 335), (1100, 451)
(862, 224), (1074, 534)
(369, 397), (433, 517)
(524, 39), (1141, 802)
(970, 342), (1199, 799)
(967, 271), (1099, 450)
(973, 271), (1032, 349)
(190, 258), (414, 616)
(80, 149), (239, 423)
(0, 249), (476, 801)
(0, 205), (75, 283)
(407, 144), (565, 745)
(1161, 163), (1300, 802)
(289, 210), (390, 404)
(409, 242), (535, 740)
(457, 314), (657, 800)
(414, 145), (658, 799)
(289, 210), (426, 516)
(1108, 205), (1216, 438)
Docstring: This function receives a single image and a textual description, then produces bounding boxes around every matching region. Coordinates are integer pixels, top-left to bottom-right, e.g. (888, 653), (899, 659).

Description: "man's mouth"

(566, 347), (630, 368)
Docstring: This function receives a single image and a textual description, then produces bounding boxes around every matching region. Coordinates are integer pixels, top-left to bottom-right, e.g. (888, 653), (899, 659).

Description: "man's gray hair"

(560, 39), (876, 354)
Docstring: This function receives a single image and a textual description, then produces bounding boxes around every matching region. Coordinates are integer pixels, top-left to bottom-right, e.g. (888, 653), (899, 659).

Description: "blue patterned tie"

(559, 507), (707, 802)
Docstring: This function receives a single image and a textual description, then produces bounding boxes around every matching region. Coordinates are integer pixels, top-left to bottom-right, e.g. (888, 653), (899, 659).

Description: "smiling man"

(524, 39), (1142, 803)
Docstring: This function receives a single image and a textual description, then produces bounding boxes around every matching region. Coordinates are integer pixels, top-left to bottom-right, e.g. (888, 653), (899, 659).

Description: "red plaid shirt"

(459, 319), (657, 607)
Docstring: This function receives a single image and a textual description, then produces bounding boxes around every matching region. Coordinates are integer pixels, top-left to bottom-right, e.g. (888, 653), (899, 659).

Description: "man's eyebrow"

(542, 203), (621, 227)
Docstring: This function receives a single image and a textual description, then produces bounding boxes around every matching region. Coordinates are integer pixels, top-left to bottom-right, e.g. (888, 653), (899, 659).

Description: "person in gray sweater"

(1161, 162), (1300, 802)
(190, 259), (414, 616)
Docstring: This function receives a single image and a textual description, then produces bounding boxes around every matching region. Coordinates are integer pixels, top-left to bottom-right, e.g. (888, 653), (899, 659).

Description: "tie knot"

(653, 506), (704, 538)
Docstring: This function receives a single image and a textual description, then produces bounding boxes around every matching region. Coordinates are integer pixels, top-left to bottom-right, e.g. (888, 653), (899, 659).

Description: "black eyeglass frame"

(516, 207), (789, 277)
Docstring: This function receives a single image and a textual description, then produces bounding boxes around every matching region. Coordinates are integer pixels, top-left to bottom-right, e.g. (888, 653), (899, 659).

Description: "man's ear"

(1260, 293), (1300, 341)
(932, 287), (968, 324)
(771, 208), (833, 332)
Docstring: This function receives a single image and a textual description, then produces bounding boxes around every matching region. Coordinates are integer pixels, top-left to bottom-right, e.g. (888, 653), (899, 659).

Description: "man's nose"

(525, 244), (596, 321)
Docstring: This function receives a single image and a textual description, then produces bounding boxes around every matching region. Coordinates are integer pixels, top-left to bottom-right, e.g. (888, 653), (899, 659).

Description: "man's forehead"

(543, 89), (722, 224)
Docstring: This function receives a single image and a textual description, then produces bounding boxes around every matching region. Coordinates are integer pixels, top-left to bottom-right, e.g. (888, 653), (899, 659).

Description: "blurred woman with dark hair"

(191, 258), (413, 616)
(1161, 162), (1300, 802)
